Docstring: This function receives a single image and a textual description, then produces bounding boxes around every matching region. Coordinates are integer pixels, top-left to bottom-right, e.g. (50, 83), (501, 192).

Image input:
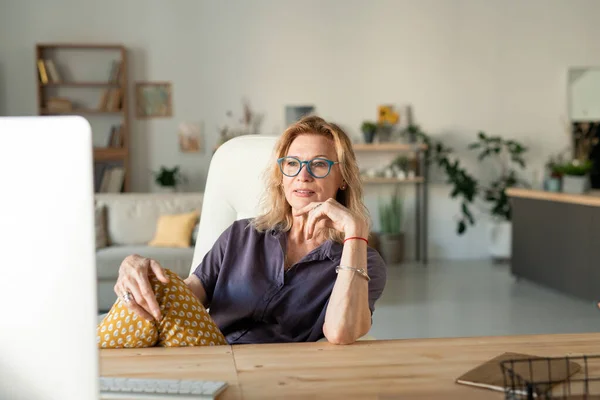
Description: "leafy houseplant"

(378, 192), (404, 264)
(468, 132), (528, 222)
(361, 121), (377, 144)
(555, 159), (593, 176)
(153, 166), (184, 190)
(411, 125), (528, 235)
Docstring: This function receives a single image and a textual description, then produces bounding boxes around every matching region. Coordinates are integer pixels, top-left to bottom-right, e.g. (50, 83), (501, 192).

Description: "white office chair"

(190, 135), (277, 271)
(190, 134), (375, 342)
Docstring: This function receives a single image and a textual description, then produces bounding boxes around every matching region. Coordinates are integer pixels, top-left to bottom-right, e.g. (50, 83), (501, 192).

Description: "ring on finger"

(312, 203), (322, 212)
(122, 291), (133, 303)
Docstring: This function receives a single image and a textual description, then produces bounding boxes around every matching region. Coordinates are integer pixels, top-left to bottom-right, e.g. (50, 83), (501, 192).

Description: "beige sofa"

(95, 193), (203, 311)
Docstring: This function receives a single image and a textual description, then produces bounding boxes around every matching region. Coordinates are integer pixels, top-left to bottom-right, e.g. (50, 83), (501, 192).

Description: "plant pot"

(562, 175), (589, 194)
(378, 232), (404, 265)
(544, 177), (561, 192)
(362, 130), (376, 144)
(488, 220), (511, 261)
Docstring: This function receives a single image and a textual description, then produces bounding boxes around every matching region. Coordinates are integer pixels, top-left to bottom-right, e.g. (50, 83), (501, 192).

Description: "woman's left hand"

(292, 199), (368, 240)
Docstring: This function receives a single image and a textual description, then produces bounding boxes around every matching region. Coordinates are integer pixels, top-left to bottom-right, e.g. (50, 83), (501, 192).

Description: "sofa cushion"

(96, 245), (195, 280)
(95, 193), (203, 245)
(148, 210), (199, 248)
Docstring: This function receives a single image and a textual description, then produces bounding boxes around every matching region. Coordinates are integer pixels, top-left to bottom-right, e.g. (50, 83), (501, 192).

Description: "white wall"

(2, 0), (600, 259)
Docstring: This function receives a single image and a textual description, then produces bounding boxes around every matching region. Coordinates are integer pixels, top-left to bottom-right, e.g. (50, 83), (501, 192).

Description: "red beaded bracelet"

(343, 236), (369, 245)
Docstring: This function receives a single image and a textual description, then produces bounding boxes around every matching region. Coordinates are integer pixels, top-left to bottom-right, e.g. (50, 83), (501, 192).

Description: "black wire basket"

(500, 354), (600, 399)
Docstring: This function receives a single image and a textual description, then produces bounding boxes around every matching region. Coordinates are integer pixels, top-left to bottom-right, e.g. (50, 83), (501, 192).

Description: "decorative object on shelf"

(572, 121), (599, 161)
(405, 124), (419, 144)
(152, 166), (185, 192)
(571, 121), (600, 189)
(378, 191), (404, 264)
(377, 105), (399, 125)
(554, 159), (593, 194)
(46, 97), (73, 113)
(285, 105), (314, 126)
(390, 155), (410, 179)
(544, 150), (569, 192)
(135, 81), (172, 118)
(215, 98), (264, 151)
(376, 105), (400, 143)
(361, 121), (377, 143)
(178, 122), (202, 153)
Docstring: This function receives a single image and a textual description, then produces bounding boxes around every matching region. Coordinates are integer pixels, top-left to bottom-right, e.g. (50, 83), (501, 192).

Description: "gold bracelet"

(335, 265), (370, 281)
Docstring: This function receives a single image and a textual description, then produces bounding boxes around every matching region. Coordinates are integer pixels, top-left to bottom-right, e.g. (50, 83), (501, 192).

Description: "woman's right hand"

(113, 254), (170, 322)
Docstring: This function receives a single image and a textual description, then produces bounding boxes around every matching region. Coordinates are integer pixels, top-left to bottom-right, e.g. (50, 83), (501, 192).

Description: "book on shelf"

(95, 162), (125, 193)
(107, 124), (125, 148)
(98, 60), (123, 111)
(37, 60), (49, 84)
(44, 59), (61, 83)
(37, 59), (62, 84)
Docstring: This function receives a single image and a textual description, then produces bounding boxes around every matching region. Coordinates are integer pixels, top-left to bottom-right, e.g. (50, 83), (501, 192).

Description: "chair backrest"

(190, 135), (279, 273)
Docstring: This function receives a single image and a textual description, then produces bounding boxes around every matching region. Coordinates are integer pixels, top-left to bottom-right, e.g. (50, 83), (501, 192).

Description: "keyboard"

(99, 377), (228, 399)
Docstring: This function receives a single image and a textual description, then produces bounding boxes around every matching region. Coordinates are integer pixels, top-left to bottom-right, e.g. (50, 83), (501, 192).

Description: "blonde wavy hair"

(251, 115), (370, 243)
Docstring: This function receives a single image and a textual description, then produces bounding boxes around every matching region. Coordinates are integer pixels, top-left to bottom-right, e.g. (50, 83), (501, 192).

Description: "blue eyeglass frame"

(277, 156), (340, 178)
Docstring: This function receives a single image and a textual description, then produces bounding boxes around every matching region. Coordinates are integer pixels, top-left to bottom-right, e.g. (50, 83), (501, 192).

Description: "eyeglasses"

(277, 156), (340, 179)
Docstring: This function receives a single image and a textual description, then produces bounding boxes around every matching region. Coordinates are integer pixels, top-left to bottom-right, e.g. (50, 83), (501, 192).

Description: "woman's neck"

(288, 215), (324, 248)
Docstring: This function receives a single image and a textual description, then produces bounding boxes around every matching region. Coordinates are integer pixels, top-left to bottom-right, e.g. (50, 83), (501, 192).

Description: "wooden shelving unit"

(353, 141), (429, 264)
(36, 43), (130, 192)
(94, 147), (128, 161)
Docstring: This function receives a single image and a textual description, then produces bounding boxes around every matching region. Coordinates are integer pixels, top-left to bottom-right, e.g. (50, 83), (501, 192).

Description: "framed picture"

(178, 122), (203, 153)
(285, 105), (315, 127)
(135, 82), (172, 118)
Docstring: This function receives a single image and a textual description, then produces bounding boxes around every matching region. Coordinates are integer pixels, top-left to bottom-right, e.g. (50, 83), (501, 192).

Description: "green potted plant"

(405, 124), (419, 144)
(411, 125), (528, 260)
(361, 121), (377, 144)
(378, 192), (404, 264)
(544, 152), (569, 192)
(153, 166), (184, 192)
(556, 159), (593, 194)
(467, 132), (528, 260)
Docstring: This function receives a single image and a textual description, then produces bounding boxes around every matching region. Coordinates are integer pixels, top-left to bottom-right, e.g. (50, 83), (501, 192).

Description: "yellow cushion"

(148, 210), (199, 248)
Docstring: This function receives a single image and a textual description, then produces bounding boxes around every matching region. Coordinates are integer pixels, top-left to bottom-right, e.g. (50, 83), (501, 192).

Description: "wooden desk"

(100, 333), (600, 399)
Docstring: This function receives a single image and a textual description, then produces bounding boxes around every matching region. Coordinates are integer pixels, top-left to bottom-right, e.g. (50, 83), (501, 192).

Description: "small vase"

(544, 177), (561, 192)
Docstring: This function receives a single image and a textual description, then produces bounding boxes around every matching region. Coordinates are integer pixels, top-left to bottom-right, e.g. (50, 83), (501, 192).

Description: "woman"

(97, 116), (387, 348)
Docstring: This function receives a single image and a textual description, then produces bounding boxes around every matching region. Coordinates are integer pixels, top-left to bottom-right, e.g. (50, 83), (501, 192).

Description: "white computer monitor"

(0, 116), (99, 400)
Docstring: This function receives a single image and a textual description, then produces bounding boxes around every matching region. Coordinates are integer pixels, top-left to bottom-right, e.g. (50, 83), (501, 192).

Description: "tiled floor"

(370, 260), (600, 340)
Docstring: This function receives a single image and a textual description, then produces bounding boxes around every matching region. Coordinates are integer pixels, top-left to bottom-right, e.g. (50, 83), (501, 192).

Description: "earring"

(340, 184), (347, 190)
